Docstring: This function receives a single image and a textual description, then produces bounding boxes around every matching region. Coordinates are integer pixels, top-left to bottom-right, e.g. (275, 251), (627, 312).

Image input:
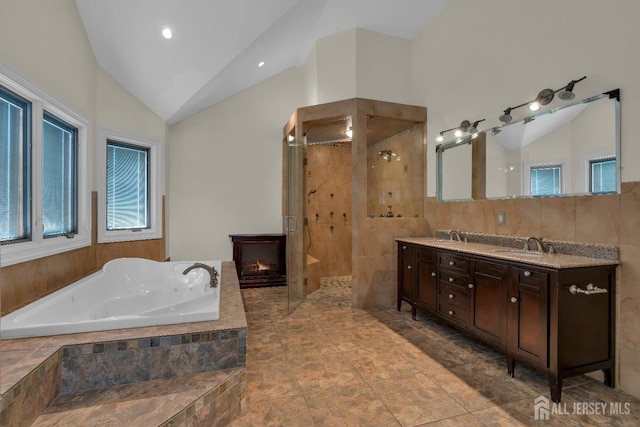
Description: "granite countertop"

(397, 237), (620, 269)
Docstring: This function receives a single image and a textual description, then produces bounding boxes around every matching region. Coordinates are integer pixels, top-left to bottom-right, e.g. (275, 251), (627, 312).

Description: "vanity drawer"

(438, 253), (469, 272)
(438, 269), (470, 288)
(438, 284), (469, 306)
(516, 268), (547, 286)
(438, 298), (468, 326)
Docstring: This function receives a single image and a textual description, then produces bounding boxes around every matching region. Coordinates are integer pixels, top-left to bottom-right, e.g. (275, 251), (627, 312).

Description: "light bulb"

(435, 134), (444, 142)
(529, 102), (540, 111)
(162, 28), (173, 39)
(454, 129), (463, 137)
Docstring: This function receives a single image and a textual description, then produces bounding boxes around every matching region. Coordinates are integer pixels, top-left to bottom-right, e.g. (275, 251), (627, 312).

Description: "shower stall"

(283, 99), (428, 312)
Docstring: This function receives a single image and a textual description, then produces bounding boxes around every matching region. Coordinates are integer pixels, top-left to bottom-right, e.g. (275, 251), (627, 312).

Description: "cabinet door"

(416, 248), (437, 312)
(470, 260), (507, 346)
(507, 267), (548, 368)
(397, 243), (415, 310)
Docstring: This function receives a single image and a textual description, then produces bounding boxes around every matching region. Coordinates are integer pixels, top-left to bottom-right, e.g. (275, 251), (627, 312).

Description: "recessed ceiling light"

(162, 28), (173, 39)
(258, 61), (265, 67)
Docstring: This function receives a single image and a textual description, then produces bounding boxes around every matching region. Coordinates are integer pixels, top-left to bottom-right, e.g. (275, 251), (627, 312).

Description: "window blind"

(106, 140), (150, 230)
(0, 87), (31, 242)
(530, 166), (561, 196)
(590, 158), (616, 193)
(42, 112), (77, 237)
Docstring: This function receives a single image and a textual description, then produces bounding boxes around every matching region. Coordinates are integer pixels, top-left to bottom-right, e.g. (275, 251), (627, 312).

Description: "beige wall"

(0, 0), (167, 310)
(411, 0), (640, 399)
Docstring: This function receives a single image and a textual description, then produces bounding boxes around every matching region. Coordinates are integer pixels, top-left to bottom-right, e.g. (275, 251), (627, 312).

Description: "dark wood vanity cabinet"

(397, 244), (437, 319)
(415, 247), (437, 315)
(396, 241), (616, 402)
(471, 260), (508, 347)
(397, 244), (415, 314)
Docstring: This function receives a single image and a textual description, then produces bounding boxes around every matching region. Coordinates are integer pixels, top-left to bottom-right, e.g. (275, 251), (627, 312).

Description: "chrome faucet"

(449, 230), (463, 241)
(525, 237), (545, 252)
(183, 263), (219, 288)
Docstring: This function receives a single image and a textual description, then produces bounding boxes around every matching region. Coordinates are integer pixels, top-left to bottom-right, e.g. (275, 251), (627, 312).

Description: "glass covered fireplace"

(229, 234), (286, 288)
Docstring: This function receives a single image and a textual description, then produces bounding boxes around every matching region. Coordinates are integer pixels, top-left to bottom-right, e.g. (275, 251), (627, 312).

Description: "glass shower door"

(285, 133), (305, 313)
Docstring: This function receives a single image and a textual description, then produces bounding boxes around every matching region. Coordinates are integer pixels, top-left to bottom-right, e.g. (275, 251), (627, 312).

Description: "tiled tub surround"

(0, 261), (247, 427)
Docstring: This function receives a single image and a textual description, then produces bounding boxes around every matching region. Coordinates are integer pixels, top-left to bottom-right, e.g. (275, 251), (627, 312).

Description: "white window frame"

(97, 128), (163, 243)
(523, 159), (570, 196)
(579, 150), (616, 194)
(0, 63), (90, 267)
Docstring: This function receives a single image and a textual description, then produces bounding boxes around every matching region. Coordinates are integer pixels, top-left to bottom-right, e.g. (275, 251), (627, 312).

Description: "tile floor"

(232, 285), (640, 426)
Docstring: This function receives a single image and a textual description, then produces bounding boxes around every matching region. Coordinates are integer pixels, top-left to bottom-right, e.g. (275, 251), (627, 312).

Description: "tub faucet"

(183, 263), (219, 288)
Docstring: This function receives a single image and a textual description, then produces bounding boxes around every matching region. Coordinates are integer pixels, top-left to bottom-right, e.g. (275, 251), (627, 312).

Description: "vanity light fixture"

(438, 118), (485, 141)
(558, 76), (587, 100)
(499, 76), (586, 123)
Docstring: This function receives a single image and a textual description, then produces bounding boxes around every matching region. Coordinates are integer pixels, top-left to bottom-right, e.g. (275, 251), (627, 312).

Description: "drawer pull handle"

(431, 272), (436, 277)
(511, 296), (518, 303)
(449, 261), (455, 266)
(448, 293), (455, 299)
(448, 310), (455, 316)
(407, 265), (412, 270)
(468, 284), (474, 289)
(569, 283), (608, 295)
(448, 277), (455, 283)
(524, 271), (531, 277)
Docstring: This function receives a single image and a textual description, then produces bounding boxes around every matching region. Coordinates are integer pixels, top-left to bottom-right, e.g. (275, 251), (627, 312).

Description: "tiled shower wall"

(306, 144), (352, 277)
(367, 126), (423, 219)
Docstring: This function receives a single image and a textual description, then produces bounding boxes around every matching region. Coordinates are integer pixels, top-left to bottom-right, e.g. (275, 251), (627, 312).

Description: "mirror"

(436, 90), (620, 201)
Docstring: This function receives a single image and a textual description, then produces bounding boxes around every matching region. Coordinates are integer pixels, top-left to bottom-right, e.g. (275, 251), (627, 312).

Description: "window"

(42, 113), (78, 237)
(530, 166), (561, 196)
(0, 86), (31, 243)
(0, 65), (89, 267)
(98, 129), (163, 243)
(590, 157), (616, 194)
(524, 160), (569, 197)
(106, 141), (150, 230)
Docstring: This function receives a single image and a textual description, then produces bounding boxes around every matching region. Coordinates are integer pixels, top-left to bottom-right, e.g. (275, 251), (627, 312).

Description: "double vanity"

(396, 233), (618, 402)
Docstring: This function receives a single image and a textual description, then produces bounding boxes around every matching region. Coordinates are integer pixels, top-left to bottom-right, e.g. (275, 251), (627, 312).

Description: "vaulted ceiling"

(75, 0), (451, 125)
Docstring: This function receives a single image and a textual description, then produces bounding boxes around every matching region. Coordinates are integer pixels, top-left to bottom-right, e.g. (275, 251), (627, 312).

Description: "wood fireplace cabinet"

(230, 234), (286, 288)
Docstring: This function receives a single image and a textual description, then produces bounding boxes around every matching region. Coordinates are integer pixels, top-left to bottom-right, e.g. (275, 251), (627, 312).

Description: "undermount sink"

(493, 249), (543, 257)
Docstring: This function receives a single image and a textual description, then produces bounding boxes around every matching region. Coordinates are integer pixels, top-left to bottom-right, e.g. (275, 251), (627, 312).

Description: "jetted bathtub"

(1, 258), (222, 339)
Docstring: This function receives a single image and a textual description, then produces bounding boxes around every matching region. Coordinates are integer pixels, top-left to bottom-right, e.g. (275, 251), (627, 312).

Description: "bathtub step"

(31, 367), (245, 427)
